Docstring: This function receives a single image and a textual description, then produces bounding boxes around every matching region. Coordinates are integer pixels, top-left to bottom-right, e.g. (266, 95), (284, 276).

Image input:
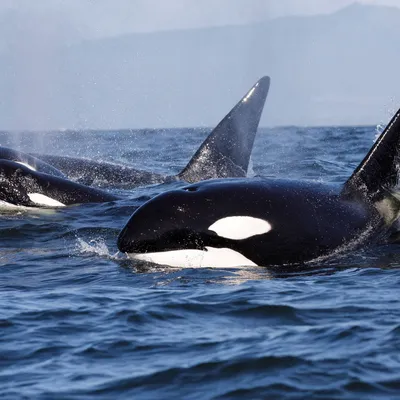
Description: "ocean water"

(2, 126), (400, 399)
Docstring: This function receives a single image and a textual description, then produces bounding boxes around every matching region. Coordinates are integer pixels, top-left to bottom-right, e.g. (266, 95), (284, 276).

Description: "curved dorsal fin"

(178, 76), (270, 183)
(341, 108), (400, 201)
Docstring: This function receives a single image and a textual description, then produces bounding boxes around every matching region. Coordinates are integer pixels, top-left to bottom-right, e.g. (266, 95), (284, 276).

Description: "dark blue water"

(2, 126), (400, 399)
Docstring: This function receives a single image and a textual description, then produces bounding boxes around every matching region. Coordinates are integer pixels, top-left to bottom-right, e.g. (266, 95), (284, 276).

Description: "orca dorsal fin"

(178, 76), (270, 183)
(341, 108), (400, 201)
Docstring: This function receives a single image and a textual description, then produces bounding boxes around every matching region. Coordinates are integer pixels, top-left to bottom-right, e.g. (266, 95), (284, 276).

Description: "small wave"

(65, 355), (309, 398)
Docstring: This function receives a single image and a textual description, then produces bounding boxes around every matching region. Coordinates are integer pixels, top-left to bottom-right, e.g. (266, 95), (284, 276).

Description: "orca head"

(0, 160), (34, 206)
(118, 178), (376, 268)
(0, 146), (66, 178)
(0, 160), (67, 207)
(117, 179), (278, 268)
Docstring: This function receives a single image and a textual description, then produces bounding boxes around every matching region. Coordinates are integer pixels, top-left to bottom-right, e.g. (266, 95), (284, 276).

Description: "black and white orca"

(0, 147), (66, 178)
(117, 108), (400, 268)
(0, 77), (270, 208)
(0, 159), (117, 208)
(27, 76), (270, 188)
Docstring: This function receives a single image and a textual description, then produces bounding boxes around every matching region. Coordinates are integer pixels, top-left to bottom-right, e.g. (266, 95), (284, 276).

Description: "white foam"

(208, 216), (271, 240)
(28, 193), (65, 207)
(128, 246), (257, 268)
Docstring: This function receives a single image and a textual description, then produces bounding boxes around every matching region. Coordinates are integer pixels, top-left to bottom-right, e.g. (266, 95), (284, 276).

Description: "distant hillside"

(1, 3), (400, 130)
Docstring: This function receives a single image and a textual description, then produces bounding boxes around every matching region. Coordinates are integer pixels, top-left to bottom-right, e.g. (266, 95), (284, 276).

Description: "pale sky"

(1, 0), (400, 129)
(1, 0), (400, 37)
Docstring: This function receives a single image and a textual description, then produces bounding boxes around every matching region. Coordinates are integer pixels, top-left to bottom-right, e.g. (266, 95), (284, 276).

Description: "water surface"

(1, 126), (400, 399)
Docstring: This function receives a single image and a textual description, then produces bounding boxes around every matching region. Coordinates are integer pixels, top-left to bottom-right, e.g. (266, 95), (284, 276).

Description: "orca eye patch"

(208, 216), (272, 240)
(28, 193), (65, 207)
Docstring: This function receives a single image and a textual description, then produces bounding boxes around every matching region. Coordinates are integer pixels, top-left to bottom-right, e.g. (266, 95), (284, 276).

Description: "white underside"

(127, 246), (257, 268)
(28, 193), (65, 207)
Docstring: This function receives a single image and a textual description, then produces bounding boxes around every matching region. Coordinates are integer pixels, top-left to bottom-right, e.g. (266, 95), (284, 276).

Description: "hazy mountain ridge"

(1, 3), (400, 130)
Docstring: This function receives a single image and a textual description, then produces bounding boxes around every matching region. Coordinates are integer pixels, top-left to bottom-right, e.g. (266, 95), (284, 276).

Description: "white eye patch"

(208, 216), (272, 240)
(28, 193), (65, 207)
(16, 162), (36, 171)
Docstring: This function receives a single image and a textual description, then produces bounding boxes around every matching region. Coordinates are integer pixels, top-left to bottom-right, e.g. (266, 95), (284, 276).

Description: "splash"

(76, 237), (120, 259)
(247, 156), (255, 177)
(374, 124), (385, 142)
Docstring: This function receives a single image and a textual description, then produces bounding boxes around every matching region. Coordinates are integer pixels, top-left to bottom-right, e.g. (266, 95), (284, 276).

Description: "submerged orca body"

(28, 154), (167, 188)
(118, 109), (400, 268)
(0, 159), (117, 208)
(30, 76), (271, 188)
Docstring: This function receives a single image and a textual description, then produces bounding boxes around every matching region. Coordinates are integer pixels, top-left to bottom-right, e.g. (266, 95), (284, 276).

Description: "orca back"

(28, 77), (270, 188)
(30, 154), (166, 188)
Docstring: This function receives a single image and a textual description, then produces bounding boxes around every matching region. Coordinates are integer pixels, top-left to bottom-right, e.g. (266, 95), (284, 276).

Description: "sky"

(1, 1), (400, 129)
(1, 0), (400, 37)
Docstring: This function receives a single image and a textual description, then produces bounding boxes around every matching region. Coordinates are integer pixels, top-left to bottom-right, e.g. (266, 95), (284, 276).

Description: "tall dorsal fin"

(178, 76), (270, 183)
(341, 108), (400, 201)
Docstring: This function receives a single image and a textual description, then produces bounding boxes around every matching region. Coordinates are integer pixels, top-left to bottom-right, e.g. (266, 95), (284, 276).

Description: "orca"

(117, 108), (400, 268)
(0, 147), (66, 178)
(0, 77), (270, 208)
(28, 76), (270, 188)
(0, 159), (117, 208)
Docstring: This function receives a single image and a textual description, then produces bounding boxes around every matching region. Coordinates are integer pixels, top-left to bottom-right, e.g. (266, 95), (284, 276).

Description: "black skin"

(30, 154), (168, 188)
(0, 147), (66, 178)
(118, 178), (383, 266)
(0, 160), (118, 206)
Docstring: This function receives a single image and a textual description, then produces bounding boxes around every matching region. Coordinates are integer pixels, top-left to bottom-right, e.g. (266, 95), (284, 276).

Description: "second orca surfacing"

(0, 159), (118, 208)
(0, 77), (270, 208)
(29, 76), (271, 188)
(118, 109), (400, 268)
